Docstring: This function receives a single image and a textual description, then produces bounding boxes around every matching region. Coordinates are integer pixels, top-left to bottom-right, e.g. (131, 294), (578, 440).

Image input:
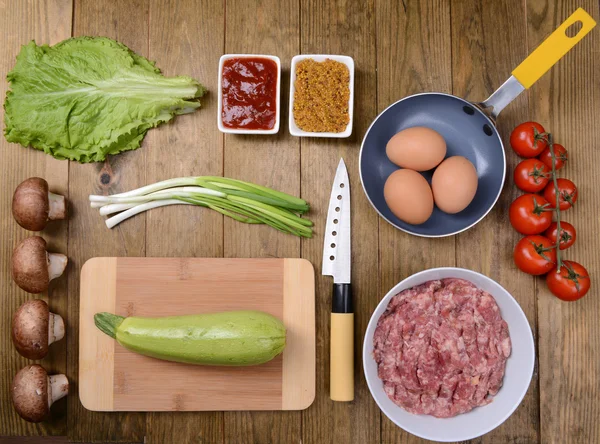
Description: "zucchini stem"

(94, 312), (125, 339)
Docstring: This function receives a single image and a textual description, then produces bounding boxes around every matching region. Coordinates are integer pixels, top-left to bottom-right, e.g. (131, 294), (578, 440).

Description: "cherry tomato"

(544, 222), (576, 250)
(509, 194), (553, 235)
(510, 122), (548, 157)
(513, 235), (557, 275)
(546, 261), (590, 301)
(539, 143), (568, 171)
(543, 178), (578, 210)
(513, 159), (550, 193)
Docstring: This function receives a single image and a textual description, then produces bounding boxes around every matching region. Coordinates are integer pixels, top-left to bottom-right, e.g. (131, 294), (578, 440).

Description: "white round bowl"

(363, 267), (535, 442)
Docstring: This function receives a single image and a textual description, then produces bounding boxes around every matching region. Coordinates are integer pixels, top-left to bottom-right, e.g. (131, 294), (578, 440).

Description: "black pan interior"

(360, 93), (506, 237)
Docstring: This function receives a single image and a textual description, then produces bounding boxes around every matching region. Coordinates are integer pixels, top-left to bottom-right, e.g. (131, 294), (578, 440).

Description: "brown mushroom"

(12, 300), (65, 360)
(11, 236), (68, 294)
(12, 177), (67, 231)
(11, 364), (68, 422)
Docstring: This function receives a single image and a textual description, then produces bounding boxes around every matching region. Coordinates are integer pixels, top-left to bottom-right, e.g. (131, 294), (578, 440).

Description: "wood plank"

(144, 0), (224, 441)
(0, 0), (72, 437)
(282, 259), (316, 410)
(529, 2), (600, 443)
(450, 1), (540, 442)
(67, 0), (149, 441)
(0, 438), (71, 444)
(217, 0), (301, 444)
(375, 1), (453, 442)
(299, 0), (380, 443)
(222, 0), (301, 442)
(0, 440), (142, 444)
(79, 258), (116, 412)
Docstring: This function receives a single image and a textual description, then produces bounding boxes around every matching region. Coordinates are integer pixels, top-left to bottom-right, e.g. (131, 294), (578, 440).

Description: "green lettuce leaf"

(4, 37), (205, 163)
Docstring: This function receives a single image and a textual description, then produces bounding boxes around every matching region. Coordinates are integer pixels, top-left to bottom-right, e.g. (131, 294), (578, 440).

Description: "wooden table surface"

(1, 0), (599, 443)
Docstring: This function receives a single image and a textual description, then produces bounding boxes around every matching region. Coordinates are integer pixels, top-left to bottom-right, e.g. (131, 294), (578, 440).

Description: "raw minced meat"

(373, 278), (511, 418)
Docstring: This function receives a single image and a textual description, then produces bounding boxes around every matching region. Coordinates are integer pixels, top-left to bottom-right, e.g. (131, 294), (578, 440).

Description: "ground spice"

(293, 59), (350, 133)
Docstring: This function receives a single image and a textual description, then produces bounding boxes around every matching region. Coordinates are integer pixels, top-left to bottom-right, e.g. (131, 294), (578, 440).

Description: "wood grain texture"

(0, 438), (81, 444)
(2, 0), (600, 442)
(143, 0), (225, 441)
(300, 0), (380, 443)
(529, 2), (600, 443)
(0, 0), (71, 437)
(282, 259), (316, 410)
(375, 1), (453, 442)
(450, 1), (540, 442)
(223, 0), (302, 443)
(78, 258), (314, 412)
(79, 258), (116, 412)
(68, 0), (149, 441)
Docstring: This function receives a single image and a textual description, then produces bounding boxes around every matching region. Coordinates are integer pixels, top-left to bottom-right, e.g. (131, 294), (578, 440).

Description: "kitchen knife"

(322, 158), (353, 402)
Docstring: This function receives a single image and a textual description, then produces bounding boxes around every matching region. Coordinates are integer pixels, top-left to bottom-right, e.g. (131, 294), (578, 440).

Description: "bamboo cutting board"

(79, 257), (315, 412)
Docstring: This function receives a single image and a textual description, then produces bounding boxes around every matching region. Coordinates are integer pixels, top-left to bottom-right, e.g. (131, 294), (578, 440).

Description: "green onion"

(89, 177), (312, 238)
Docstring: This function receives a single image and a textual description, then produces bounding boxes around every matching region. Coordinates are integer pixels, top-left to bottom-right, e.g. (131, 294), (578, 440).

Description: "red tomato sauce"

(221, 57), (278, 130)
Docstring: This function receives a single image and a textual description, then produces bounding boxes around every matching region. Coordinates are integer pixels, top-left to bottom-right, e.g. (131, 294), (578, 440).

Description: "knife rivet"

(332, 231), (337, 236)
(330, 255), (335, 261)
(340, 183), (345, 188)
(333, 219), (338, 224)
(335, 207), (340, 212)
(337, 195), (342, 200)
(331, 243), (336, 248)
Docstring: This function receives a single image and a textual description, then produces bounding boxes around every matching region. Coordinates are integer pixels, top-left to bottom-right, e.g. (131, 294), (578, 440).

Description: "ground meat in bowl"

(373, 278), (511, 418)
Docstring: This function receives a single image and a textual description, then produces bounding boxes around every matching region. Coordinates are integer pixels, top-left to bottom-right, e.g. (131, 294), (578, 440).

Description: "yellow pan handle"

(512, 8), (596, 89)
(330, 313), (354, 401)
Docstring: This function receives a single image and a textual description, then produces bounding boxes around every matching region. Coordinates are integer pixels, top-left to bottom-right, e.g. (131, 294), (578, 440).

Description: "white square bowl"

(217, 54), (281, 135)
(288, 55), (354, 138)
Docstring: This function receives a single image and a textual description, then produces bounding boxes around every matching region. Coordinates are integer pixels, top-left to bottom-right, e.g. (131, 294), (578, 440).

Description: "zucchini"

(94, 310), (286, 366)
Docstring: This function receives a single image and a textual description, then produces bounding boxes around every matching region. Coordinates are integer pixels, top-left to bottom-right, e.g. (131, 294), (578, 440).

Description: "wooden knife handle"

(330, 312), (354, 401)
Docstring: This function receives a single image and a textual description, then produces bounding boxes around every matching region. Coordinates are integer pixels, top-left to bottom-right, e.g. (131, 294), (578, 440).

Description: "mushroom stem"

(48, 374), (69, 405)
(48, 192), (66, 220)
(48, 253), (68, 281)
(48, 313), (65, 345)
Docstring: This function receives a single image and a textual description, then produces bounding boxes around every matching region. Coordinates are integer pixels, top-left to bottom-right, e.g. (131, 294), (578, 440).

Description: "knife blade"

(322, 158), (353, 402)
(322, 158), (351, 283)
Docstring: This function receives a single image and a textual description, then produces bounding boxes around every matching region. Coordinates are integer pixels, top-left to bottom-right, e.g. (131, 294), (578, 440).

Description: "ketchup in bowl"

(221, 57), (278, 130)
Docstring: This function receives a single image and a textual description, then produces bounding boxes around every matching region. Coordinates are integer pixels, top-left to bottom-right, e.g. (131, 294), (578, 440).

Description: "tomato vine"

(546, 133), (563, 271)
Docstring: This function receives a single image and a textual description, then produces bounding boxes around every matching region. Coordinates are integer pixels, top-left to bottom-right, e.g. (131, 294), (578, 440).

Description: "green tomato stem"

(547, 133), (563, 272)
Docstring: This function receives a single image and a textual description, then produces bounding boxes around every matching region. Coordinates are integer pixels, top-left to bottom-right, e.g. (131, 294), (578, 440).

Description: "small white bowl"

(363, 267), (535, 442)
(217, 54), (281, 135)
(288, 55), (354, 138)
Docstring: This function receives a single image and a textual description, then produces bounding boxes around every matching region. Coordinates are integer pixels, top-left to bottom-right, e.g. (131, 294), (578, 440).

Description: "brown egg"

(431, 156), (478, 214)
(386, 127), (447, 171)
(384, 169), (434, 225)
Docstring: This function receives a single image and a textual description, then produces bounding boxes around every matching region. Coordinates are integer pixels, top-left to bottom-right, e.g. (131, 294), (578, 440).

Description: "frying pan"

(360, 8), (596, 237)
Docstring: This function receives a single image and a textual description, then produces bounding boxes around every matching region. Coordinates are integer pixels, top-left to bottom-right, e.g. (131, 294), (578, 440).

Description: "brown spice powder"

(293, 59), (350, 133)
